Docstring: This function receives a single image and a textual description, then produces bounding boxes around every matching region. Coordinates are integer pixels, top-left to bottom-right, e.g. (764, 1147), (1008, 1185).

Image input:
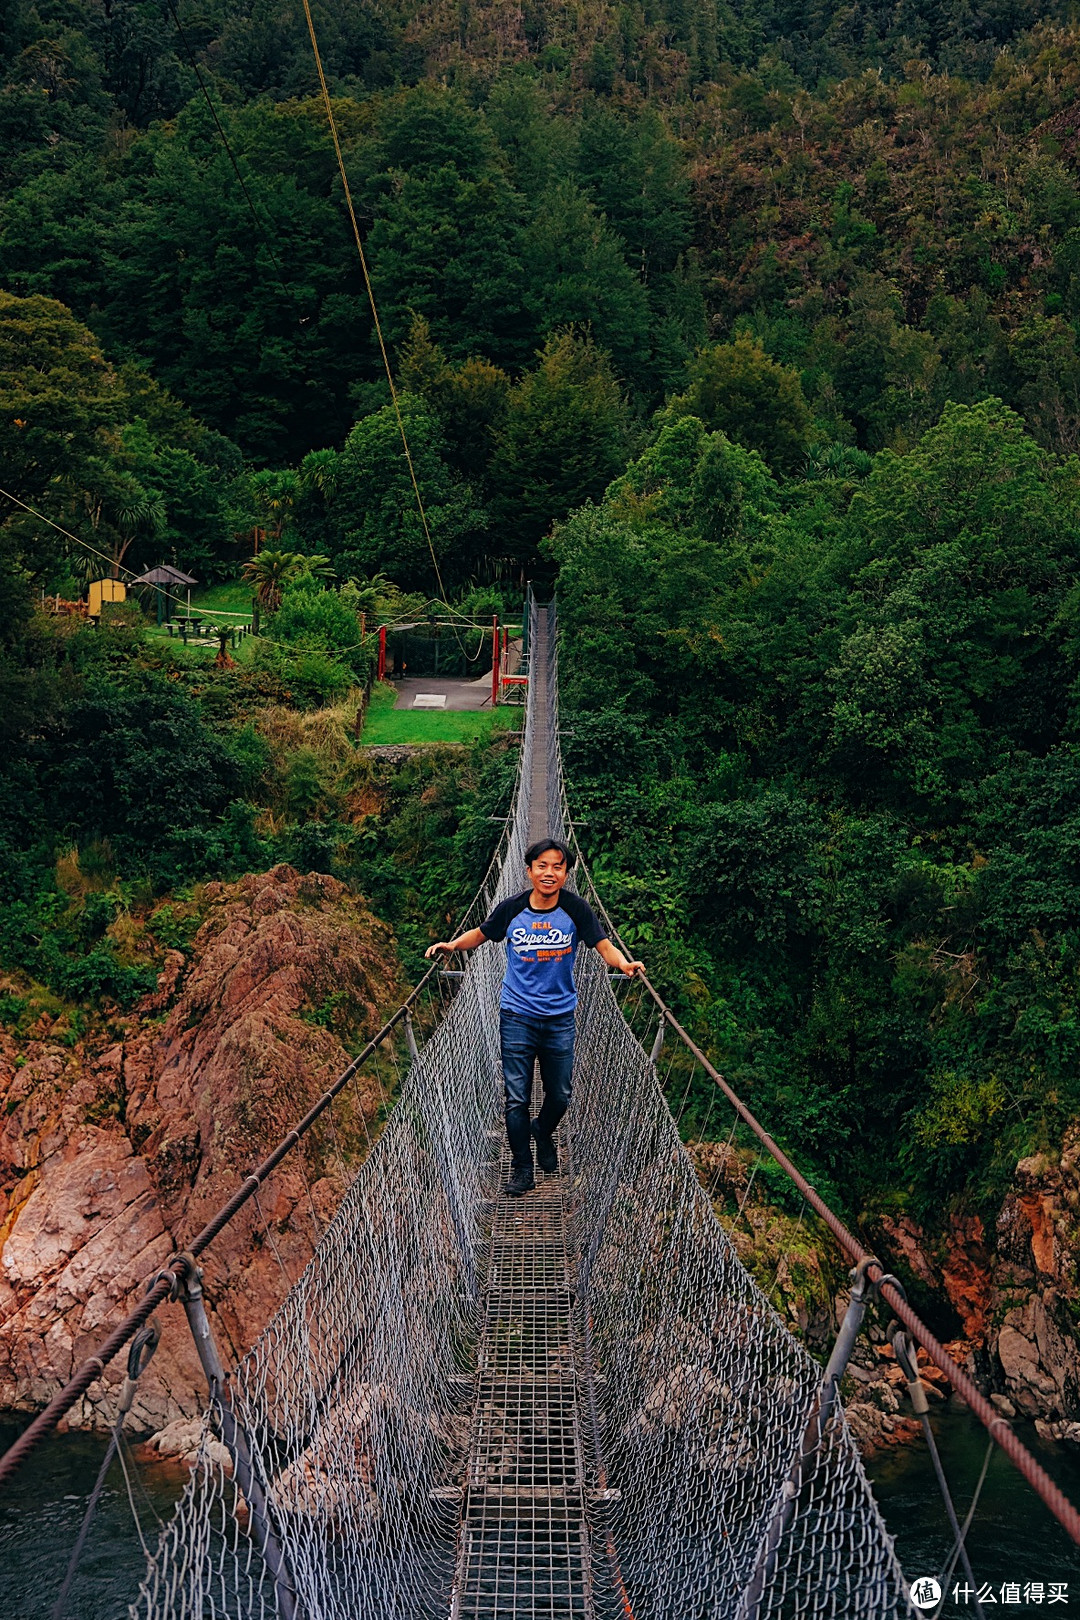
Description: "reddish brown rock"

(989, 1133), (1080, 1423)
(868, 1134), (1080, 1431)
(875, 1213), (940, 1290)
(940, 1214), (993, 1343)
(0, 866), (400, 1430)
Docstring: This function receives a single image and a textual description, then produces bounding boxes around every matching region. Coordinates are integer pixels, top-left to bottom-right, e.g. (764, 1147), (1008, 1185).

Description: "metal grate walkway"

(453, 606), (592, 1619)
(453, 1151), (590, 1618)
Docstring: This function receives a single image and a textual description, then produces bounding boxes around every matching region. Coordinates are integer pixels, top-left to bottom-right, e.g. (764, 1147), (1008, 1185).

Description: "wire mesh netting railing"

(130, 602), (913, 1619)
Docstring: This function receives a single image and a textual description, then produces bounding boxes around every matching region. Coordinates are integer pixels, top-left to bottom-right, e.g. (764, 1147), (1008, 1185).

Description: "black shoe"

(505, 1164), (535, 1197)
(531, 1123), (558, 1175)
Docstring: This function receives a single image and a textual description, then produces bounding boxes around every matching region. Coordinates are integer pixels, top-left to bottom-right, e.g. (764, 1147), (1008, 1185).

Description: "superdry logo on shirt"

(510, 925), (574, 951)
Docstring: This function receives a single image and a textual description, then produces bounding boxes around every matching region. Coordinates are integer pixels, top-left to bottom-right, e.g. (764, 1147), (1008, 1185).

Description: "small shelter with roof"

(129, 564), (198, 624)
(86, 577), (127, 618)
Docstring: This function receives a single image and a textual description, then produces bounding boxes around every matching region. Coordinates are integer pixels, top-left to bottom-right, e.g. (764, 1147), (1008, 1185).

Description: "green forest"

(5, 0), (1080, 1230)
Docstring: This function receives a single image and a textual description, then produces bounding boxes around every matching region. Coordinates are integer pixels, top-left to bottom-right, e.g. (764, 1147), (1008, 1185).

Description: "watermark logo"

(945, 1580), (1069, 1606)
(909, 1577), (942, 1610)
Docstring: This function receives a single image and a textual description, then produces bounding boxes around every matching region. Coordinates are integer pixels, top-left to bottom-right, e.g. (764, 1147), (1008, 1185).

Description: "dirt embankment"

(0, 865), (400, 1433)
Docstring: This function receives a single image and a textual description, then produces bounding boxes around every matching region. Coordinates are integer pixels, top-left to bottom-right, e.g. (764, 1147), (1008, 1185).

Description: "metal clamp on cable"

(848, 1254), (882, 1302)
(116, 1321), (161, 1420)
(858, 1267), (933, 1415)
(146, 1249), (201, 1303)
(147, 1250), (202, 1304)
(891, 1323), (930, 1417)
(146, 1264), (182, 1304)
(863, 1270), (930, 1414)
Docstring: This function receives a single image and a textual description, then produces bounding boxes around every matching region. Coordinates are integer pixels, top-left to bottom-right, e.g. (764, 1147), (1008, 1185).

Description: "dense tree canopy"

(553, 399), (1080, 1210)
(6, 0), (1080, 1231)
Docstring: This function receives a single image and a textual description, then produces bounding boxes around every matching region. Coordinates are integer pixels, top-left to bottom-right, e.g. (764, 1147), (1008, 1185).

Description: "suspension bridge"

(2, 601), (1079, 1618)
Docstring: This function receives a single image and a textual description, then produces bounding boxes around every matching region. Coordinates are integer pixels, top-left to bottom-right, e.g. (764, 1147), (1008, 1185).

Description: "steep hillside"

(0, 865), (400, 1427)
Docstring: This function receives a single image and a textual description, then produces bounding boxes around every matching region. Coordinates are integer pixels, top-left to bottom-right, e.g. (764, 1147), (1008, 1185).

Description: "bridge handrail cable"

(547, 596), (1080, 1549)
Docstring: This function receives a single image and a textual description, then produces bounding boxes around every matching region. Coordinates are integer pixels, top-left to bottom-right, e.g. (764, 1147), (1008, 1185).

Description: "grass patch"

(143, 625), (263, 664)
(360, 682), (519, 746)
(193, 580), (257, 616)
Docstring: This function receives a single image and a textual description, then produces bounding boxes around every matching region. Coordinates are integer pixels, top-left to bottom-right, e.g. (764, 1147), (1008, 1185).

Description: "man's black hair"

(524, 837), (575, 870)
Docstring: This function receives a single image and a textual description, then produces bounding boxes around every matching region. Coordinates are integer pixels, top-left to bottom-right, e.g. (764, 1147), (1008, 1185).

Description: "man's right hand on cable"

(425, 927), (486, 961)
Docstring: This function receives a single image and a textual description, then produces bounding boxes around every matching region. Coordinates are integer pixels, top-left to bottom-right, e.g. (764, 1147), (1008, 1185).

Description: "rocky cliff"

(871, 1131), (1080, 1439)
(0, 865), (400, 1434)
(692, 1130), (1080, 1451)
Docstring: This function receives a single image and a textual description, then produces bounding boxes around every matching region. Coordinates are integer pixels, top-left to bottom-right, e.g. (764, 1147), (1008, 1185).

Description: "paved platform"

(392, 675), (493, 711)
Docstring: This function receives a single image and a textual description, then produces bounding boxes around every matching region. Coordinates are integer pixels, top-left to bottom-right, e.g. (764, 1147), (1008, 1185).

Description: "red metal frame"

(490, 615), (500, 708)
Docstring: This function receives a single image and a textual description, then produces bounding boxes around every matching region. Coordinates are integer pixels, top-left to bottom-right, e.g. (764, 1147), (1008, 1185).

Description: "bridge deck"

(454, 1155), (590, 1618)
(453, 609), (593, 1619)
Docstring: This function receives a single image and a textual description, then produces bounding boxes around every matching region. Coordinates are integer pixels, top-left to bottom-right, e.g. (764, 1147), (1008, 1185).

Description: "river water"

(0, 1415), (186, 1620)
(2, 1406), (1080, 1617)
(865, 1404), (1080, 1610)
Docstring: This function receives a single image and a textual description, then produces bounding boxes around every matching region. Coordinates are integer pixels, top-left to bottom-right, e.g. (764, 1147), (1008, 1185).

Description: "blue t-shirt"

(480, 890), (607, 1017)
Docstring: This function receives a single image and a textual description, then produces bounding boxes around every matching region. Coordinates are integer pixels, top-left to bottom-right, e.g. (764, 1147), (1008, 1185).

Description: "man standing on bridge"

(425, 838), (643, 1196)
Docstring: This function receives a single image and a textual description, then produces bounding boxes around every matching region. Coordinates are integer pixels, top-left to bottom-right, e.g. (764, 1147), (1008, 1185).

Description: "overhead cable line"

(0, 488), (221, 622)
(299, 0), (458, 623)
(163, 0), (306, 326)
(0, 487), (141, 581)
(169, 0), (469, 653)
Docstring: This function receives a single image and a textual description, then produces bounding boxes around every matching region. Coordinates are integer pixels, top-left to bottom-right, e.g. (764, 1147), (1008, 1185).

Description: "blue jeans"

(499, 1009), (575, 1168)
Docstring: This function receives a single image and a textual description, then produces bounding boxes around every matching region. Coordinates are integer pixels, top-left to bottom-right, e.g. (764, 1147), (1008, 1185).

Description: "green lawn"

(360, 681), (520, 745)
(144, 626), (263, 664)
(191, 579), (256, 616)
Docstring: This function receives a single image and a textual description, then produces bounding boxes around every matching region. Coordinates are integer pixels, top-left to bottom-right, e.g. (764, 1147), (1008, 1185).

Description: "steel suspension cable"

(163, 0), (303, 320)
(634, 977), (1080, 1546)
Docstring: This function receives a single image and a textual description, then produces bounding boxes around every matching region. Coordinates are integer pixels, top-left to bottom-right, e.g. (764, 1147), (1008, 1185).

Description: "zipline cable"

(163, 0), (303, 326)
(0, 488), (243, 625)
(1, 488), (294, 638)
(0, 488), (153, 585)
(298, 0), (463, 641)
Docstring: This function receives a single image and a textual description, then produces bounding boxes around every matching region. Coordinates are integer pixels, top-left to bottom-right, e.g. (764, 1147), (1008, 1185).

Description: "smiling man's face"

(527, 846), (568, 902)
